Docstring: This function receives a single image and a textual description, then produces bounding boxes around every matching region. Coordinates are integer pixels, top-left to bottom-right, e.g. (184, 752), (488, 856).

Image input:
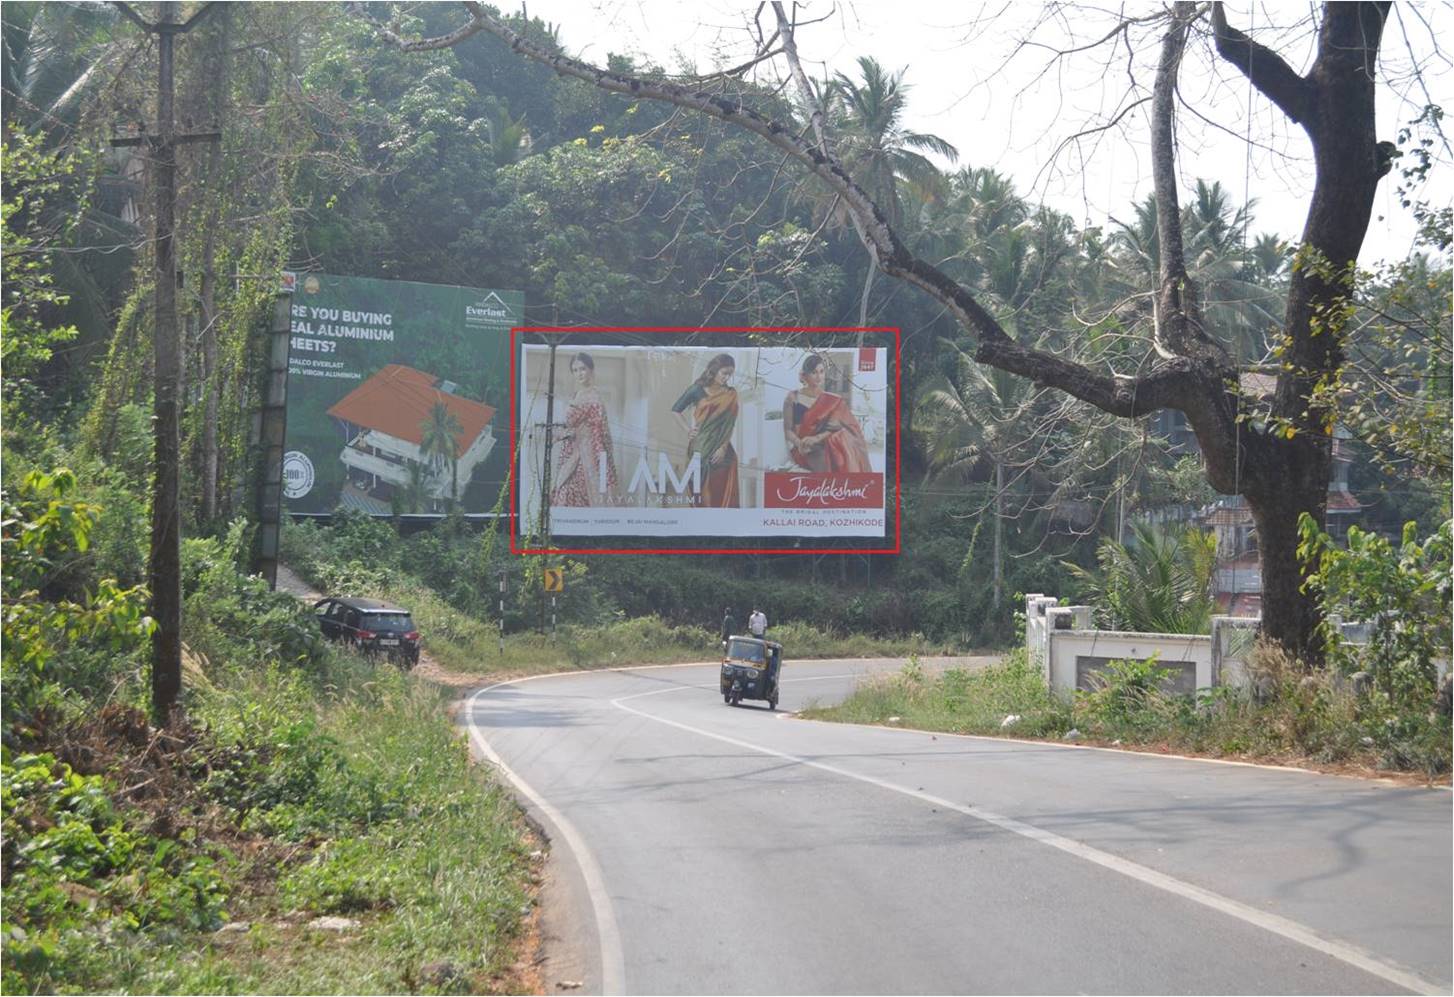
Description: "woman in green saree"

(670, 353), (740, 507)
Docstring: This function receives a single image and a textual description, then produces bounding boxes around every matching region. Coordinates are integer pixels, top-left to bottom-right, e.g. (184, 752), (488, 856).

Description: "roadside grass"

(183, 657), (535, 995)
(3, 651), (537, 995)
(296, 561), (937, 676)
(804, 647), (1452, 778)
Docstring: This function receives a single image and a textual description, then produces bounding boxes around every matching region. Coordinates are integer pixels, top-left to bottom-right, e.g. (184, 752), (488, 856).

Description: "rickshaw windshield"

(727, 638), (766, 664)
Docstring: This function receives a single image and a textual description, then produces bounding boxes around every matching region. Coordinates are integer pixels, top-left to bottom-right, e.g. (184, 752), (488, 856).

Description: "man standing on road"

(720, 607), (735, 646)
(748, 606), (767, 638)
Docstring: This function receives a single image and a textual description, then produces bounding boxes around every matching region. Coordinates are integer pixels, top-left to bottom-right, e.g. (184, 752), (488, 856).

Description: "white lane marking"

(609, 687), (1447, 996)
(465, 683), (626, 996)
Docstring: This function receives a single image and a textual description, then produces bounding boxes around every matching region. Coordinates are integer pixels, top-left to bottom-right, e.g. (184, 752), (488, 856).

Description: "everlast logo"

(764, 472), (883, 508)
(466, 304), (510, 320)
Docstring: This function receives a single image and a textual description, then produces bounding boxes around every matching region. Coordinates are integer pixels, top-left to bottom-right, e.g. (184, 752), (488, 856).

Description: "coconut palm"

(818, 57), (958, 325)
(2, 2), (135, 354)
(1110, 182), (1287, 359)
(828, 56), (959, 230)
(1247, 232), (1291, 282)
(917, 343), (1034, 609)
(485, 100), (531, 167)
(419, 401), (464, 507)
(2, 2), (122, 128)
(401, 459), (428, 514)
(1066, 521), (1218, 634)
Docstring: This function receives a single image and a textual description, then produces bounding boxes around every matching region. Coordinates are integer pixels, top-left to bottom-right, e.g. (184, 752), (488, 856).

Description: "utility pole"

(110, 1), (219, 725)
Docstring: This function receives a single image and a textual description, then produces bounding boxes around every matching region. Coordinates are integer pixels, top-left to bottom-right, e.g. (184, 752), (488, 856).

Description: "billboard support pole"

(253, 292), (292, 589)
(538, 335), (560, 634)
(497, 570), (506, 655)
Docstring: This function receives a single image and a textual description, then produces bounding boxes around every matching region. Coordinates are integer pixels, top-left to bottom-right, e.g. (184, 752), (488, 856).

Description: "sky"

(524, 1), (1452, 266)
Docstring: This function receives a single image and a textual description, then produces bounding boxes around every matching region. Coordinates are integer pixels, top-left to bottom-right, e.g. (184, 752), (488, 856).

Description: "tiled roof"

(327, 364), (494, 457)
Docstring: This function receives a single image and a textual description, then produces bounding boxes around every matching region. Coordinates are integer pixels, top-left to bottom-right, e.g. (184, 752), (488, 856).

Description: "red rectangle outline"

(509, 327), (901, 556)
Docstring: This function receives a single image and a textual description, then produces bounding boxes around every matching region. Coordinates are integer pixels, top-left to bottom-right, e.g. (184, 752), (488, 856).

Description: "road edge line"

(465, 682), (627, 996)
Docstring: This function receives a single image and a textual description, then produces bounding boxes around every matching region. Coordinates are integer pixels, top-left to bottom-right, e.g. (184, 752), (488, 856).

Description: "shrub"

(181, 521), (324, 672)
(1066, 522), (1216, 634)
(1299, 515), (1452, 714)
(1, 752), (227, 993)
(1, 469), (154, 738)
(1074, 655), (1179, 737)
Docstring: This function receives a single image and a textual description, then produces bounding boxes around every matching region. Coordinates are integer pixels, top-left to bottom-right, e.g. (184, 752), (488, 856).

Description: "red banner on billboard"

(764, 472), (884, 509)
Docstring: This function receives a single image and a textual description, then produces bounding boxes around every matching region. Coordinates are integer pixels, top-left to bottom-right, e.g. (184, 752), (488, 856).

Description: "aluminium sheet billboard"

(282, 273), (522, 515)
(515, 340), (893, 542)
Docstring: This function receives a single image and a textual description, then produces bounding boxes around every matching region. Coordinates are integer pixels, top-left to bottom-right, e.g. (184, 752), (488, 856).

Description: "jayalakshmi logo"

(771, 475), (873, 505)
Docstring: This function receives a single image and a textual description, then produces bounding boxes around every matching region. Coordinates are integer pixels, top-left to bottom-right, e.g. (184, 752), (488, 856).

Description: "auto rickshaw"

(720, 635), (782, 709)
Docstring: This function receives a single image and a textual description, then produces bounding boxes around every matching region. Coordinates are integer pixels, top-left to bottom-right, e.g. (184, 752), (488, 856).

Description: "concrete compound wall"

(1048, 628), (1213, 698)
(1024, 597), (1444, 700)
(1026, 594), (1250, 699)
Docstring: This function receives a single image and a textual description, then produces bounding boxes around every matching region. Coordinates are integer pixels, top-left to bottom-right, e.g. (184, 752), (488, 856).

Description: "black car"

(314, 597), (421, 667)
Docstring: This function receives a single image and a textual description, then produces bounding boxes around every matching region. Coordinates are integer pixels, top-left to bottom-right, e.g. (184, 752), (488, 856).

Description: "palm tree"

(2, 2), (122, 128)
(1066, 521), (1218, 634)
(1248, 232), (1290, 282)
(824, 57), (958, 324)
(828, 57), (960, 229)
(917, 344), (1034, 609)
(401, 459), (428, 514)
(1110, 182), (1287, 359)
(419, 401), (464, 508)
(485, 100), (531, 167)
(2, 2), (134, 359)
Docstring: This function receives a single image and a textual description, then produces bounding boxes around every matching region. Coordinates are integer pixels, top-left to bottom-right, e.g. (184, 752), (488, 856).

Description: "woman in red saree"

(552, 353), (619, 506)
(671, 353), (740, 507)
(783, 354), (872, 473)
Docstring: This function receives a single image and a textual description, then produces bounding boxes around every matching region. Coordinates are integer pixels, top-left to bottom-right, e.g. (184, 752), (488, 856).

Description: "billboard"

(515, 338), (894, 547)
(282, 273), (522, 515)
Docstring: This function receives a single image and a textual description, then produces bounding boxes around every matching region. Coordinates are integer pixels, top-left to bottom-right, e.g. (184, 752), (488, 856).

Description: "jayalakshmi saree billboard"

(516, 340), (893, 542)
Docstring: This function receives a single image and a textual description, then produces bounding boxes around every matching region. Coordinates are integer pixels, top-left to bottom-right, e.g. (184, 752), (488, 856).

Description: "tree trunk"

(992, 460), (1004, 611)
(149, 0), (182, 724)
(198, 6), (230, 526)
(200, 268), (218, 523)
(1247, 473), (1328, 660)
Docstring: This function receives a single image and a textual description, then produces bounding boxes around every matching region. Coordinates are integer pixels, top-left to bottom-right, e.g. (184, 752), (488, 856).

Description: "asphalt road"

(464, 658), (1453, 995)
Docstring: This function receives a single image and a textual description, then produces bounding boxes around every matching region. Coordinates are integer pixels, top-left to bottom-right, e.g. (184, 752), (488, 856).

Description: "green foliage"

(1, 468), (154, 739)
(806, 647), (1071, 738)
(1074, 655), (1177, 736)
(1309, 252), (1451, 482)
(187, 663), (533, 993)
(1298, 514), (1452, 712)
(180, 520), (324, 670)
(1, 752), (227, 993)
(1066, 522), (1216, 634)
(1, 131), (80, 384)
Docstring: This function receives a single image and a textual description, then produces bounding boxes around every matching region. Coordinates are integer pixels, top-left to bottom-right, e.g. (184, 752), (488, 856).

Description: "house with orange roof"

(327, 364), (496, 510)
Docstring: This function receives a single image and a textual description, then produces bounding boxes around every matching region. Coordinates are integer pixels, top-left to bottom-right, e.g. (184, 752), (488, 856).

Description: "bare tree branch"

(1210, 2), (1314, 128)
